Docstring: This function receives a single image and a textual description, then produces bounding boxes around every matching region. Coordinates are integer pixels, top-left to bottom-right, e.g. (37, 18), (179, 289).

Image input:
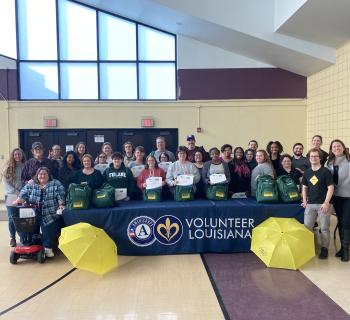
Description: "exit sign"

(44, 117), (57, 128)
(141, 117), (155, 127)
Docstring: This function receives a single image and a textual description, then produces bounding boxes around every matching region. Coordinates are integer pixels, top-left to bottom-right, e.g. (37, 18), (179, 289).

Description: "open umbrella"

(59, 222), (118, 275)
(251, 217), (315, 270)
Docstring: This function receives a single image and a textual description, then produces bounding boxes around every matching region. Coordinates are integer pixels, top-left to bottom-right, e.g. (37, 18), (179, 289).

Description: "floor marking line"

(0, 267), (76, 317)
(200, 254), (231, 320)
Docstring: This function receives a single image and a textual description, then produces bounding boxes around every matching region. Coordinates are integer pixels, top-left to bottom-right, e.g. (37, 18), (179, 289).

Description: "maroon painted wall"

(177, 68), (306, 100)
(0, 69), (18, 100)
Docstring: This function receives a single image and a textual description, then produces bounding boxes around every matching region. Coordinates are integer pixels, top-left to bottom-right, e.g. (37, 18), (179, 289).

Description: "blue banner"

(63, 198), (304, 255)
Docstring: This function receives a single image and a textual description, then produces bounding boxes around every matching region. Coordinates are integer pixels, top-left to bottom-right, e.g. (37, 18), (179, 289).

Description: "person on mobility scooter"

(12, 167), (65, 261)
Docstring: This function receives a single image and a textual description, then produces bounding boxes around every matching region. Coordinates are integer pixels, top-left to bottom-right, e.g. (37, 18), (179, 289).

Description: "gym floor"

(0, 216), (349, 320)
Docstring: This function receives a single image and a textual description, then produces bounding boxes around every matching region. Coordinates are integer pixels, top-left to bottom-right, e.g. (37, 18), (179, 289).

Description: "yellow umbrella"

(251, 217), (315, 270)
(59, 222), (118, 275)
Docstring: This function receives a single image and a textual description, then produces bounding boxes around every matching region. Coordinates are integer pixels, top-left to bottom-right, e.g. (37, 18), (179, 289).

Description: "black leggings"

(333, 196), (350, 231)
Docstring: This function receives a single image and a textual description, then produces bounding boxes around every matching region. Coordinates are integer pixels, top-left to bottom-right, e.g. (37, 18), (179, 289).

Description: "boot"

(341, 229), (349, 262)
(336, 227), (343, 258)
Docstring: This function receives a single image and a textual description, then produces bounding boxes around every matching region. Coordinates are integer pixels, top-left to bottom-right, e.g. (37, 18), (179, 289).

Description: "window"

(0, 0), (17, 58)
(16, 0), (176, 100)
(20, 62), (58, 99)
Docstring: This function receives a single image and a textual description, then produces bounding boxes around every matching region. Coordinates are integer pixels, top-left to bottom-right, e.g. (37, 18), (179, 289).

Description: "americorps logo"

(127, 216), (156, 247)
(154, 215), (183, 245)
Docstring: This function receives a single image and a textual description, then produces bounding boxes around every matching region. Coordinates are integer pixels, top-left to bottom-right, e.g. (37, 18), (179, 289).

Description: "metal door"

(19, 130), (55, 160)
(86, 130), (118, 158)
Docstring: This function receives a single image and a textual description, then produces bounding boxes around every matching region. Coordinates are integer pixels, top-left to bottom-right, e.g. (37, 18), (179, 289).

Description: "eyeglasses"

(99, 156), (107, 158)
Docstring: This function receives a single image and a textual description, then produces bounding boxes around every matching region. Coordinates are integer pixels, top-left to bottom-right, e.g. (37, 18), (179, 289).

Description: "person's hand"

(59, 204), (65, 210)
(28, 179), (34, 184)
(12, 198), (22, 206)
(124, 196), (130, 201)
(162, 181), (166, 186)
(320, 202), (330, 214)
(172, 180), (177, 186)
(143, 183), (147, 188)
(301, 201), (307, 209)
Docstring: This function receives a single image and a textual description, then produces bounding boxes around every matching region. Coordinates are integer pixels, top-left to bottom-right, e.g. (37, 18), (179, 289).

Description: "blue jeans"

(5, 196), (16, 239)
(37, 214), (64, 249)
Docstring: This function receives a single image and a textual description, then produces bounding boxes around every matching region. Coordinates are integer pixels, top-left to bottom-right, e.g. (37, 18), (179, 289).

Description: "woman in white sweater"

(1, 148), (26, 246)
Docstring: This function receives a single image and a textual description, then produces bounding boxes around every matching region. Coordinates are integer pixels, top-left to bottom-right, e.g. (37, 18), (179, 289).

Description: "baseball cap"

(32, 141), (44, 150)
(186, 134), (195, 141)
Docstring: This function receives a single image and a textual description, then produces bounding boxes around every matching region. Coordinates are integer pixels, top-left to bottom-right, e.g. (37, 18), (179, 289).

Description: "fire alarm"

(196, 127), (202, 133)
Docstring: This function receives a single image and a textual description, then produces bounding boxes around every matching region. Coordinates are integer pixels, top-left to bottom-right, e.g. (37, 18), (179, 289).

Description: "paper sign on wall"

(66, 145), (74, 152)
(94, 135), (104, 143)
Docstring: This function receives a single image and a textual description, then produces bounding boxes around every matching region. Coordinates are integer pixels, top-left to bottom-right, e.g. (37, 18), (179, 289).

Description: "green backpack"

(92, 183), (115, 208)
(256, 175), (279, 203)
(175, 185), (194, 201)
(143, 187), (162, 202)
(206, 184), (228, 201)
(67, 183), (92, 210)
(276, 175), (301, 203)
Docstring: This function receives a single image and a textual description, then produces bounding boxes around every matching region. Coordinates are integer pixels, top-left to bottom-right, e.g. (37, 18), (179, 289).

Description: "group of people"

(1, 134), (349, 263)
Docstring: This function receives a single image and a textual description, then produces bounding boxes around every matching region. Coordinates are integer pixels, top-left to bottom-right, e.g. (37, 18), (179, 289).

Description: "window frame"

(16, 0), (177, 101)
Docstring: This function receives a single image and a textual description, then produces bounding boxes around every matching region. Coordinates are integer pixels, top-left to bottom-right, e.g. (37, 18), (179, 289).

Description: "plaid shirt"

(18, 179), (65, 225)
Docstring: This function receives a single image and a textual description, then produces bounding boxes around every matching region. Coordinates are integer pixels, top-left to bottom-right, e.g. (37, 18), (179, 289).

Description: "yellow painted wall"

(307, 41), (350, 149)
(0, 99), (306, 199)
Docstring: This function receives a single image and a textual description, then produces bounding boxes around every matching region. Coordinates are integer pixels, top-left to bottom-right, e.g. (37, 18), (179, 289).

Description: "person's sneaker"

(319, 247), (328, 259)
(9, 238), (16, 247)
(45, 248), (55, 258)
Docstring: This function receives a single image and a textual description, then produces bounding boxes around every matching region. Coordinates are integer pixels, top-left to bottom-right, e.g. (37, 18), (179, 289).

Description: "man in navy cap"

(21, 141), (59, 184)
(186, 134), (209, 163)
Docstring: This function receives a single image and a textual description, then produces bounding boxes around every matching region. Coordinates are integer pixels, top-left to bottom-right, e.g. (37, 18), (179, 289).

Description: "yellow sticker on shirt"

(310, 175), (319, 185)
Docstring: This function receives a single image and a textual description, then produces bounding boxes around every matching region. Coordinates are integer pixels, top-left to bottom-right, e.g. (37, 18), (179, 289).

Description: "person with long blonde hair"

(1, 148), (26, 246)
(250, 149), (275, 197)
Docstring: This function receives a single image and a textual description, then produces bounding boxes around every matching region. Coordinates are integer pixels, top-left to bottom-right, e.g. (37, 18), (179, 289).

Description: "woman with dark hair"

(13, 167), (65, 258)
(202, 147), (230, 193)
(58, 151), (81, 190)
(1, 148), (26, 246)
(221, 144), (233, 163)
(229, 147), (251, 195)
(266, 140), (283, 171)
(326, 139), (350, 261)
(70, 154), (103, 190)
(166, 146), (200, 194)
(194, 151), (205, 198)
(245, 148), (257, 171)
(159, 152), (170, 163)
(137, 155), (166, 191)
(307, 135), (329, 166)
(74, 142), (88, 164)
(251, 150), (275, 197)
(277, 154), (302, 185)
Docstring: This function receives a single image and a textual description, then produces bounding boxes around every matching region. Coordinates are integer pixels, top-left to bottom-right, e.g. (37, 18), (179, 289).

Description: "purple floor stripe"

(202, 253), (350, 320)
